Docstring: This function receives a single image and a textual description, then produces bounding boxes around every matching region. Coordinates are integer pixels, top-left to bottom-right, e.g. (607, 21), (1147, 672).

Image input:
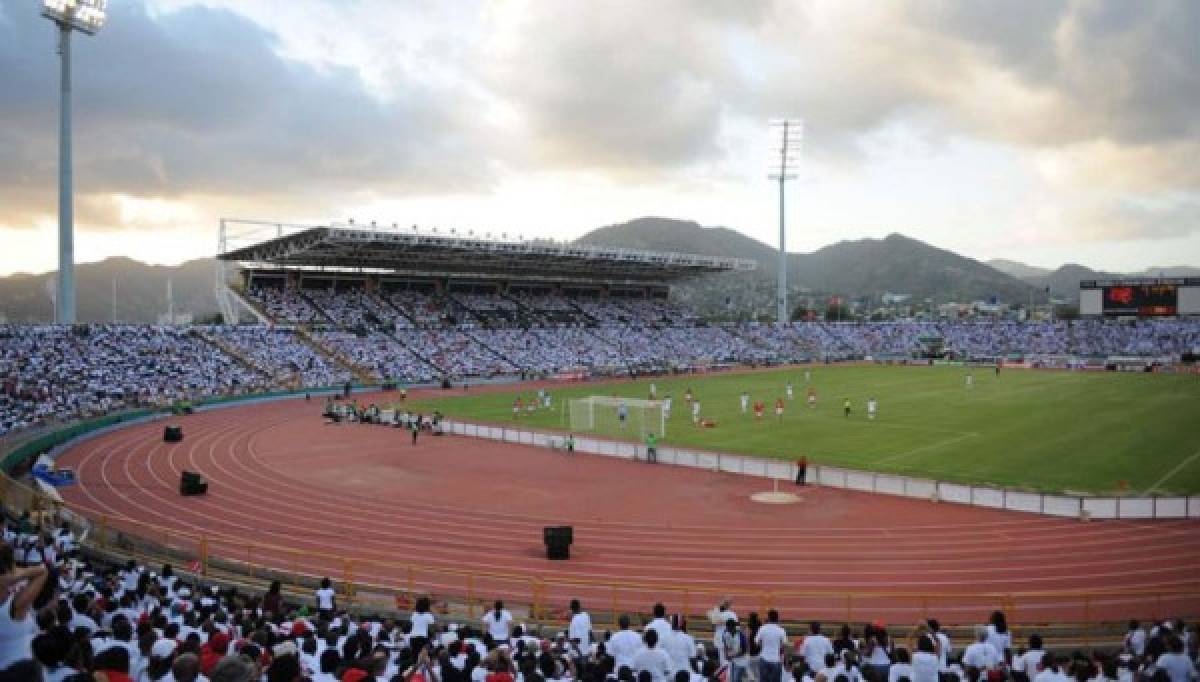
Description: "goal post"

(567, 396), (666, 440)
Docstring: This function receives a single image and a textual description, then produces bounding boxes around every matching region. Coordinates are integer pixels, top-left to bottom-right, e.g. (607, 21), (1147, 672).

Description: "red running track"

(55, 393), (1200, 625)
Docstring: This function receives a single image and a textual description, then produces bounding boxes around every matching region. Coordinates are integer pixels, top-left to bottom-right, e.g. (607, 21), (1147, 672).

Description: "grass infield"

(407, 365), (1200, 496)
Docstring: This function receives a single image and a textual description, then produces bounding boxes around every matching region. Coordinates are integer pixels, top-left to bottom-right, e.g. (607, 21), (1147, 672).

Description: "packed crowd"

(1, 523), (1196, 682)
(3, 300), (1198, 438)
(0, 326), (270, 438)
(737, 321), (1200, 361)
(208, 327), (352, 388)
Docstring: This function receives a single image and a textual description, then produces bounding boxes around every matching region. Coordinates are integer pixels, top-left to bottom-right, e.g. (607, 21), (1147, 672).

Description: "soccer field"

(407, 365), (1200, 495)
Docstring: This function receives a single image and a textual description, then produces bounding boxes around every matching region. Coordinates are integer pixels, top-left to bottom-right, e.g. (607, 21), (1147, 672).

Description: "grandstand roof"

(218, 224), (757, 283)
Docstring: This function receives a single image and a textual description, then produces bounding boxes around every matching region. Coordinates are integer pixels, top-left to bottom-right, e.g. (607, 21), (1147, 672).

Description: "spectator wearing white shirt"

(755, 610), (788, 682)
(962, 626), (1003, 671)
(1125, 621), (1147, 658)
(665, 615), (696, 675)
(887, 648), (913, 682)
(483, 600), (514, 644)
(1156, 636), (1198, 682)
(608, 615), (644, 672)
(1034, 653), (1069, 682)
(861, 624), (891, 681)
(568, 600), (592, 654)
(719, 619), (749, 682)
(410, 596), (436, 655)
(633, 629), (674, 682)
(707, 600), (737, 662)
(801, 622), (834, 675)
(0, 551), (49, 671)
(646, 604), (674, 654)
(986, 611), (1012, 662)
(926, 620), (951, 672)
(314, 577), (336, 621)
(910, 636), (939, 682)
(1013, 634), (1046, 682)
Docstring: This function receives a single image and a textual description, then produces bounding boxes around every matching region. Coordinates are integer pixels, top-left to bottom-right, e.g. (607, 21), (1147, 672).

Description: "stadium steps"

(458, 327), (524, 372)
(295, 289), (339, 326)
(498, 292), (545, 327)
(191, 329), (287, 386)
(379, 327), (446, 377)
(443, 293), (490, 327)
(232, 290), (276, 326)
(374, 289), (422, 328)
(376, 292), (424, 329)
(294, 327), (377, 384)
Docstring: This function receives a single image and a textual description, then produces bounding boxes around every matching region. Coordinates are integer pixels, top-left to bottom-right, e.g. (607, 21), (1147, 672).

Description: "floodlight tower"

(769, 119), (803, 325)
(42, 0), (107, 325)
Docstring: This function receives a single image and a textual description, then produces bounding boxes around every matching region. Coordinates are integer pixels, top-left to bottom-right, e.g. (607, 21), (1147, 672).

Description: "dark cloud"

(0, 1), (488, 227)
(909, 0), (1200, 146)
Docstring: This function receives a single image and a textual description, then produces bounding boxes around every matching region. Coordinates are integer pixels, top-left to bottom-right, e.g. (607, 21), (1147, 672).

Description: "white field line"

(1143, 447), (1200, 496)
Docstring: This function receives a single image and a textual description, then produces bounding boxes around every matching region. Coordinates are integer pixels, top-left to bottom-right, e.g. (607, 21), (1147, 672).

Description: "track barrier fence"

(443, 421), (1200, 520)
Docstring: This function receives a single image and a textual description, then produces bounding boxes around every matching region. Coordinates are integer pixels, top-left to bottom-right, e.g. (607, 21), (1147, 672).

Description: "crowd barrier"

(443, 421), (1200, 520)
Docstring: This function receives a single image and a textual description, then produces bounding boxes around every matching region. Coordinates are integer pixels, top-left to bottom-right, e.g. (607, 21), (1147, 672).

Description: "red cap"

(343, 670), (370, 682)
(292, 620), (308, 636)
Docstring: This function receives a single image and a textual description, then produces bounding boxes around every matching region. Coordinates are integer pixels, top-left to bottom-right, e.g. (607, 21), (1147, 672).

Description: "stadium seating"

(3, 299), (1199, 438)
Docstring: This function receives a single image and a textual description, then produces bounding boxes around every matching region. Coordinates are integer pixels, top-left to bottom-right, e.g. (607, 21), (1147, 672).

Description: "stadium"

(3, 2), (1200, 682)
(3, 217), (1199, 674)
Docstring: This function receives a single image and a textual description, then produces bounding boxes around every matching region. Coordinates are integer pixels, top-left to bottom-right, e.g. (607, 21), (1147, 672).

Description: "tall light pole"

(42, 0), (107, 325)
(769, 119), (803, 325)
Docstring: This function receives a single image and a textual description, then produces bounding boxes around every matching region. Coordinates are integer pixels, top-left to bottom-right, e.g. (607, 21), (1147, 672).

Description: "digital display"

(1103, 284), (1178, 316)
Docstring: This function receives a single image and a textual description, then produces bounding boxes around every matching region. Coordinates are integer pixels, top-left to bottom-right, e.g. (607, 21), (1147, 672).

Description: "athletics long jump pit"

(55, 391), (1200, 624)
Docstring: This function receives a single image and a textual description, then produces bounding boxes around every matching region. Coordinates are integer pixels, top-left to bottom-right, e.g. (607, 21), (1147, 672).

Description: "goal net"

(567, 396), (666, 440)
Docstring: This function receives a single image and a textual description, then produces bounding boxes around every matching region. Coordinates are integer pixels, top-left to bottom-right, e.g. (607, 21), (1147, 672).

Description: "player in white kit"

(740, 392), (750, 415)
(965, 373), (974, 389)
(663, 395), (672, 420)
(786, 383), (794, 400)
(867, 397), (877, 420)
(692, 400), (702, 424)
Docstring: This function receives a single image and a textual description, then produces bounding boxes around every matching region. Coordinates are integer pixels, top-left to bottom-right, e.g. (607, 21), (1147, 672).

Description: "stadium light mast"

(769, 119), (803, 325)
(42, 0), (107, 325)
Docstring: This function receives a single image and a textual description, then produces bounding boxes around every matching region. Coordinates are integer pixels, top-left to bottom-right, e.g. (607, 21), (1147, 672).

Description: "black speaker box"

(180, 471), (208, 496)
(543, 525), (573, 560)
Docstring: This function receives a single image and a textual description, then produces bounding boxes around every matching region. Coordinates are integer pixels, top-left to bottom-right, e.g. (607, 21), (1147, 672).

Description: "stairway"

(192, 329), (285, 387)
(296, 290), (339, 326)
(380, 328), (447, 379)
(294, 327), (377, 385)
(459, 328), (523, 372)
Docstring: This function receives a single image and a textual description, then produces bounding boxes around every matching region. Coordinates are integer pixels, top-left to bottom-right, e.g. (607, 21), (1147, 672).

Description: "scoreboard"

(1102, 283), (1177, 316)
(1080, 277), (1200, 317)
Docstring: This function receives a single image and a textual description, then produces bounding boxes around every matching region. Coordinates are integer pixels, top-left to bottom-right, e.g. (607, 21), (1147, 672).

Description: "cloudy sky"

(1, 0), (1197, 276)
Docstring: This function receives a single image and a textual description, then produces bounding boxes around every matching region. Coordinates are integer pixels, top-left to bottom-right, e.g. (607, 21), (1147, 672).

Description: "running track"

(55, 393), (1200, 624)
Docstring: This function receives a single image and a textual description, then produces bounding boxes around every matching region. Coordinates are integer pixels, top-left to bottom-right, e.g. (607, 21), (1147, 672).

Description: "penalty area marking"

(873, 431), (980, 466)
(1142, 447), (1200, 496)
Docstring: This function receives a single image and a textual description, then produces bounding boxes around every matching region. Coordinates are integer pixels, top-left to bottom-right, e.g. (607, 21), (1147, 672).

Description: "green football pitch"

(406, 365), (1200, 495)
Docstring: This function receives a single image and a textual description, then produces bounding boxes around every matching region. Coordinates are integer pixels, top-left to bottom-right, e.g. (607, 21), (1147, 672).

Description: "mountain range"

(1, 217), (1195, 322)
